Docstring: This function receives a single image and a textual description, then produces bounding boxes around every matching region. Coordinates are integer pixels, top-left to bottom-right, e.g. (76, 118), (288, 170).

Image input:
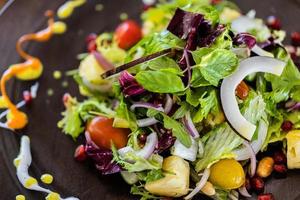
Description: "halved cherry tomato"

(114, 20), (142, 50)
(87, 116), (130, 149)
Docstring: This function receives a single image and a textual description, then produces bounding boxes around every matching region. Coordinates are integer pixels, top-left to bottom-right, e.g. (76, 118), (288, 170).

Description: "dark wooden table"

(0, 0), (300, 200)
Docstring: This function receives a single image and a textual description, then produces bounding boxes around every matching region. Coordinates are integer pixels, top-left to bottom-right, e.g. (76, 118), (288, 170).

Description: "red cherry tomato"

(114, 20), (142, 50)
(87, 116), (130, 149)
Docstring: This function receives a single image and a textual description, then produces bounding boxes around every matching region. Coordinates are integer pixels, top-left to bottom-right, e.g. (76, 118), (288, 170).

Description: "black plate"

(0, 0), (300, 199)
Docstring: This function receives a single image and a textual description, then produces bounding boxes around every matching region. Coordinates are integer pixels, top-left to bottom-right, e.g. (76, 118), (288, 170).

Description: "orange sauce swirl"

(0, 11), (54, 129)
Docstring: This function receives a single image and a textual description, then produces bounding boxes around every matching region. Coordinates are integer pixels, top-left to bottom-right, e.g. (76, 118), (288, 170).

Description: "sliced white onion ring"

(184, 168), (210, 200)
(242, 141), (257, 177)
(221, 56), (285, 140)
(130, 102), (164, 112)
(251, 45), (274, 57)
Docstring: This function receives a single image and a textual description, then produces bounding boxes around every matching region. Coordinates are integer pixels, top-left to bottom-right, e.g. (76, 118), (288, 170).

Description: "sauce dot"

(62, 81), (69, 88)
(95, 4), (103, 12)
(119, 13), (128, 21)
(47, 89), (54, 96)
(53, 21), (67, 34)
(41, 174), (54, 184)
(46, 192), (60, 200)
(15, 194), (26, 200)
(24, 177), (38, 188)
(13, 158), (21, 167)
(53, 70), (62, 79)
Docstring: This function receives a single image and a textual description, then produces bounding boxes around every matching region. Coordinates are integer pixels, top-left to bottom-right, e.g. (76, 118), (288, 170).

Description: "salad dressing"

(15, 136), (79, 200)
(57, 0), (86, 19)
(0, 11), (55, 129)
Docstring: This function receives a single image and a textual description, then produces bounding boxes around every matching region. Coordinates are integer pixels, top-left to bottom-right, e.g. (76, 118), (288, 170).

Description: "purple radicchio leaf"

(154, 128), (176, 153)
(197, 23), (226, 47)
(167, 8), (204, 40)
(85, 143), (121, 175)
(233, 33), (256, 49)
(119, 71), (145, 98)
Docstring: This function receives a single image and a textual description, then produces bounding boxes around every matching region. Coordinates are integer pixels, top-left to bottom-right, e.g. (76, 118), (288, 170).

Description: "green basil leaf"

(192, 48), (238, 86)
(136, 71), (185, 93)
(162, 114), (192, 148)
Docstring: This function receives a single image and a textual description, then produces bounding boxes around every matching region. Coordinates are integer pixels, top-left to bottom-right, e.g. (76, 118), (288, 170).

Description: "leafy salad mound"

(58, 0), (300, 199)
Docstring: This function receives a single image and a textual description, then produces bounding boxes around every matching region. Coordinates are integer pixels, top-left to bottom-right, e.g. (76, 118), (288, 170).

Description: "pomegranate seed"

(281, 120), (293, 132)
(74, 145), (87, 162)
(258, 193), (275, 200)
(85, 33), (97, 44)
(291, 32), (300, 47)
(273, 164), (287, 179)
(266, 16), (281, 30)
(250, 176), (265, 194)
(23, 90), (32, 104)
(87, 40), (97, 52)
(138, 133), (147, 144)
(273, 151), (287, 164)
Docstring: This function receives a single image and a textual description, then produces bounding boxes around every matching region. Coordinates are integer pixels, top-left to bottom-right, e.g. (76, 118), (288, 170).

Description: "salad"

(60, 2), (300, 200)
(57, 0), (300, 199)
(6, 0), (300, 199)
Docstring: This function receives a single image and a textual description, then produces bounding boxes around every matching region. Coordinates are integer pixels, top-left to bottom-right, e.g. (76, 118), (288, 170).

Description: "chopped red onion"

(130, 102), (164, 112)
(184, 168), (210, 200)
(85, 131), (99, 149)
(136, 132), (158, 159)
(92, 51), (114, 71)
(238, 186), (252, 198)
(118, 132), (158, 160)
(285, 100), (300, 112)
(137, 117), (158, 127)
(183, 111), (200, 138)
(184, 49), (192, 89)
(164, 94), (173, 114)
(242, 141), (257, 177)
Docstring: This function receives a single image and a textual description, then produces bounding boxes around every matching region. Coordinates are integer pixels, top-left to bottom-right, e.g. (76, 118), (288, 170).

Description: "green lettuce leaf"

(137, 169), (165, 183)
(195, 123), (243, 172)
(112, 145), (163, 172)
(193, 89), (220, 123)
(192, 48), (238, 86)
(265, 47), (300, 103)
(136, 70), (185, 93)
(58, 97), (114, 139)
(130, 184), (160, 200)
(113, 98), (137, 130)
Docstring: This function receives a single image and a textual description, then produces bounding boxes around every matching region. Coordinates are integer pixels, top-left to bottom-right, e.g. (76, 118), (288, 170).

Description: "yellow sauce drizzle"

(0, 11), (55, 129)
(13, 157), (21, 167)
(53, 21), (67, 34)
(46, 192), (61, 200)
(41, 174), (54, 184)
(57, 0), (86, 19)
(16, 195), (26, 200)
(24, 177), (38, 188)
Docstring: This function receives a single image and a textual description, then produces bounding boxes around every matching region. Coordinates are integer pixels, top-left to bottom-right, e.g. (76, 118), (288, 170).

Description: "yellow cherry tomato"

(209, 159), (245, 190)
